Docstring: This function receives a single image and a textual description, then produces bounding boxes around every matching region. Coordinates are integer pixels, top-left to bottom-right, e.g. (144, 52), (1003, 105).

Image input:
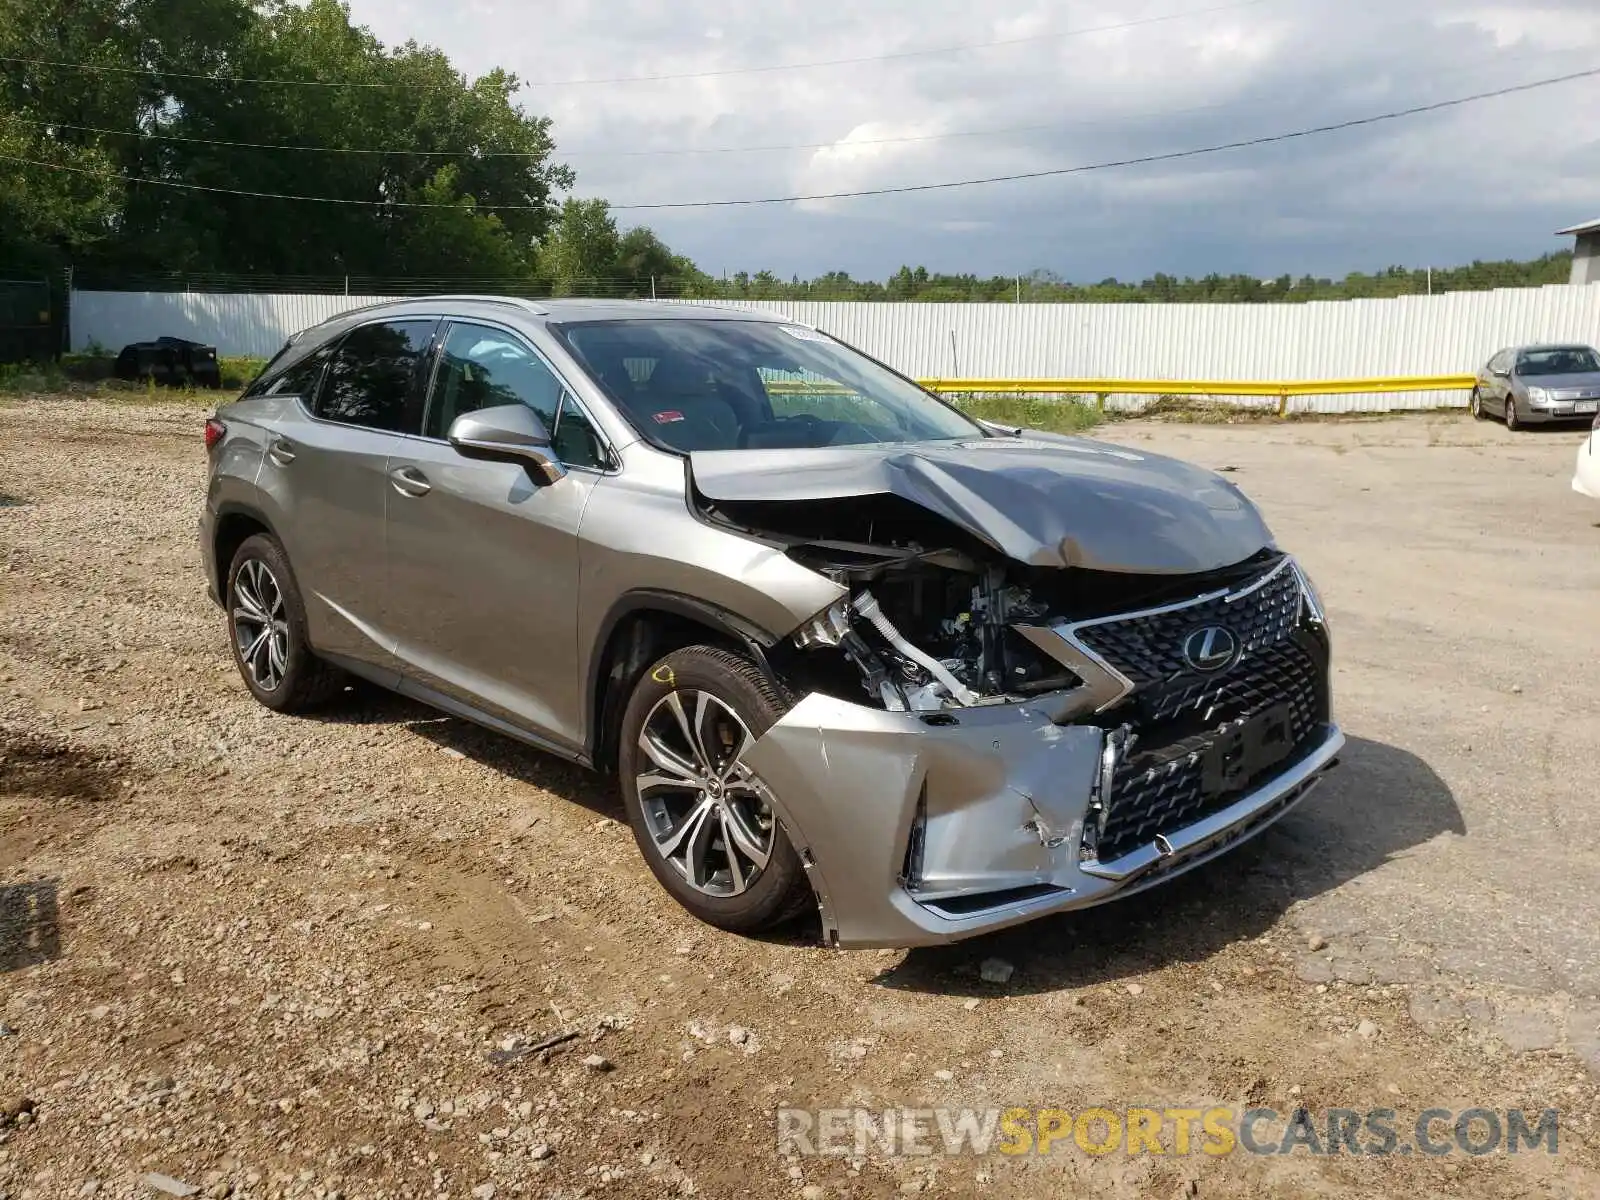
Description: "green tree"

(540, 198), (621, 295)
(0, 0), (572, 276)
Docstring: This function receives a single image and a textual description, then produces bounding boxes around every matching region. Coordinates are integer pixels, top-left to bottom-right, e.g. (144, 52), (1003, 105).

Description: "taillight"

(204, 418), (226, 450)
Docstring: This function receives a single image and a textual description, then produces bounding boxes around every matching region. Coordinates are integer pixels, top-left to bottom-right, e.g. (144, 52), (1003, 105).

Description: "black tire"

(1504, 395), (1521, 431)
(1469, 388), (1485, 420)
(617, 645), (814, 934)
(225, 533), (345, 713)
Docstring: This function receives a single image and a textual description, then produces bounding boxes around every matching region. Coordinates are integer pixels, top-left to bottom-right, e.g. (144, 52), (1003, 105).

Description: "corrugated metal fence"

(70, 284), (1600, 412)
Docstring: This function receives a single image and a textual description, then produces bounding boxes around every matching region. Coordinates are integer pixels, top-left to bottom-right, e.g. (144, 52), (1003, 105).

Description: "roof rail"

(317, 294), (550, 321)
(406, 294), (550, 315)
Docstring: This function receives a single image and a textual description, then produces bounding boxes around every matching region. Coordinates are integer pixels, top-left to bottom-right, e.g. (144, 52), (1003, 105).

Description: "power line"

(2, 67), (1593, 212)
(0, 0), (1273, 91)
(561, 43), (1577, 158)
(0, 115), (547, 158)
(608, 67), (1600, 209)
(1, 42), (1571, 163)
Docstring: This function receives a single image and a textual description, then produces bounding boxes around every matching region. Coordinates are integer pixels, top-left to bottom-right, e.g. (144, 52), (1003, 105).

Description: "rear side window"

(318, 320), (436, 434)
(242, 339), (326, 399)
(266, 348), (330, 398)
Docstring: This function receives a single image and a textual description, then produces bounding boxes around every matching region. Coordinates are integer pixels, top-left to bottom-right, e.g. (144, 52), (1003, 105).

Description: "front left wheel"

(617, 645), (814, 934)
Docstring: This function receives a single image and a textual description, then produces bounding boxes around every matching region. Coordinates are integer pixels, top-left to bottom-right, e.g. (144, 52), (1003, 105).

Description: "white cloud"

(349, 0), (1600, 279)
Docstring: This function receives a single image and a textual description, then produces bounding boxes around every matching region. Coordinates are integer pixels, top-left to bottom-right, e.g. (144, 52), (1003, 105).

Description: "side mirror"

(448, 404), (567, 485)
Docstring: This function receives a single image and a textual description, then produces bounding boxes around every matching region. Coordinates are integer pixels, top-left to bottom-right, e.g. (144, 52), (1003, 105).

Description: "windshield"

(1518, 346), (1600, 376)
(551, 318), (982, 452)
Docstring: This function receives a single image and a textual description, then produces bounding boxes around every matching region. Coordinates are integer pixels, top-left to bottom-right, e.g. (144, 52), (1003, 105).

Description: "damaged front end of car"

(689, 438), (1343, 947)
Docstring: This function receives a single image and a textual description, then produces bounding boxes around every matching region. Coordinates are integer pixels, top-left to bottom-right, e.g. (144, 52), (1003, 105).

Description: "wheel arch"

(212, 503), (281, 599)
(585, 590), (790, 773)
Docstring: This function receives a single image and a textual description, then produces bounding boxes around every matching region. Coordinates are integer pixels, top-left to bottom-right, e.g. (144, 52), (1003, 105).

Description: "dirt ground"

(2, 396), (1598, 1200)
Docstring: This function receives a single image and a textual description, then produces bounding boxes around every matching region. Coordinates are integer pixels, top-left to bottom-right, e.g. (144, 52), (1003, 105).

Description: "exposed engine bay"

(790, 561), (1068, 713)
(698, 490), (1281, 716)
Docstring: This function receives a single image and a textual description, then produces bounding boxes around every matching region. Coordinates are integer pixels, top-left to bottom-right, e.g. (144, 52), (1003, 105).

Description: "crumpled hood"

(689, 432), (1276, 574)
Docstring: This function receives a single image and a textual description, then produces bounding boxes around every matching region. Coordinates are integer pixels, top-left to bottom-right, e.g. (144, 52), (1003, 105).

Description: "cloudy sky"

(348, 0), (1600, 282)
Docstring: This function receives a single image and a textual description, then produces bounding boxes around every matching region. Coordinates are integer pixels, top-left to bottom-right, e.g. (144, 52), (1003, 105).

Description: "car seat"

(626, 355), (743, 451)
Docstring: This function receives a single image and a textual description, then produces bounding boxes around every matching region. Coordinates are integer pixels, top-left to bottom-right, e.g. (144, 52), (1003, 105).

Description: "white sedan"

(1575, 416), (1600, 501)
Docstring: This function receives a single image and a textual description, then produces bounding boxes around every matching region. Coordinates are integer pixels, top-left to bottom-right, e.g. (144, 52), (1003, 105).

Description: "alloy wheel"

(634, 689), (777, 898)
(232, 558), (290, 692)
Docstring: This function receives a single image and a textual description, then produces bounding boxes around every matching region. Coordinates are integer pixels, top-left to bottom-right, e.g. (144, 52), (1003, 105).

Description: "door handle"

(267, 438), (297, 466)
(389, 465), (432, 498)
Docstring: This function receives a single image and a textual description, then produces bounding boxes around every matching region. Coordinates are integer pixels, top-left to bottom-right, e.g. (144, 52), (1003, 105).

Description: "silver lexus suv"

(200, 297), (1342, 948)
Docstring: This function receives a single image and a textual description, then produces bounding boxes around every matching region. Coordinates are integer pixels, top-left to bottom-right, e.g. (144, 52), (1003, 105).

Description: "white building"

(1559, 217), (1600, 284)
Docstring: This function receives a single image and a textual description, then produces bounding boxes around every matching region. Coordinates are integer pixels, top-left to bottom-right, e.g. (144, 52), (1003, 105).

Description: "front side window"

(1517, 346), (1600, 377)
(424, 322), (563, 438)
(424, 322), (607, 469)
(317, 319), (435, 433)
(552, 319), (982, 453)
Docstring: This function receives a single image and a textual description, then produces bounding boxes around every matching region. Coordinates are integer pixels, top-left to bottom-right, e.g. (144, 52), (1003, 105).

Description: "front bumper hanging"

(744, 691), (1343, 949)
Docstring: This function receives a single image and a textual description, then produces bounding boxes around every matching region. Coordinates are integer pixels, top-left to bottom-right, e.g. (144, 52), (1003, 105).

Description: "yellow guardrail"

(917, 375), (1478, 415)
(765, 376), (1476, 413)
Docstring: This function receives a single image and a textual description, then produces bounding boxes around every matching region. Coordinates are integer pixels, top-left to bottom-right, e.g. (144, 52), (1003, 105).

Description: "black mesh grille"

(1142, 639), (1323, 729)
(1093, 636), (1327, 864)
(1075, 560), (1302, 684)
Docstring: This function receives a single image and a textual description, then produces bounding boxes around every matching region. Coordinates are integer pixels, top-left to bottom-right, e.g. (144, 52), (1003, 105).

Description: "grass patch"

(0, 354), (264, 399)
(58, 352), (266, 390)
(0, 362), (73, 394)
(943, 392), (1103, 433)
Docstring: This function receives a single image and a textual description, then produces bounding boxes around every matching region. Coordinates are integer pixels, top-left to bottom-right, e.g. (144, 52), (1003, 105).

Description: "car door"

(256, 317), (437, 673)
(1493, 350), (1516, 414)
(382, 319), (609, 754)
(1477, 351), (1498, 405)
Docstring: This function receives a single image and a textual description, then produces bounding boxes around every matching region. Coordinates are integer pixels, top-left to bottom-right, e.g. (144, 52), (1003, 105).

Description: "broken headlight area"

(789, 573), (1077, 713)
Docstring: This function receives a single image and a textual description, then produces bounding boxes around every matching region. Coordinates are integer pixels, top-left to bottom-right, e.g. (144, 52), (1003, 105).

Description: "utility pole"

(650, 276), (656, 300)
(1016, 276), (1022, 304)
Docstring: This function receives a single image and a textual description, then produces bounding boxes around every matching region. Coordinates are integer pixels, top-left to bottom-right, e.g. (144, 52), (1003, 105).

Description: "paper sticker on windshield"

(779, 326), (832, 344)
(652, 410), (685, 424)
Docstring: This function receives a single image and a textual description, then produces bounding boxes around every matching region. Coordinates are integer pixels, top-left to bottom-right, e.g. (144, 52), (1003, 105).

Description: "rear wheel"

(617, 645), (813, 933)
(1469, 388), (1485, 420)
(226, 534), (345, 713)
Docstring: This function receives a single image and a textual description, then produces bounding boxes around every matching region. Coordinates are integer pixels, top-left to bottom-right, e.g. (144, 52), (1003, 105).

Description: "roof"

(533, 298), (786, 323)
(331, 295), (783, 324)
(290, 295), (792, 351)
(1556, 217), (1600, 236)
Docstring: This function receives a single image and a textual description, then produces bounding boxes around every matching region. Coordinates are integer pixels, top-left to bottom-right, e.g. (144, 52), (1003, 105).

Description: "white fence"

(70, 284), (1600, 412)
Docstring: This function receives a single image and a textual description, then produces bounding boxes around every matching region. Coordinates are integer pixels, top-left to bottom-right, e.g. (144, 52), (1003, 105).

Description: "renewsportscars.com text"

(776, 1106), (1559, 1158)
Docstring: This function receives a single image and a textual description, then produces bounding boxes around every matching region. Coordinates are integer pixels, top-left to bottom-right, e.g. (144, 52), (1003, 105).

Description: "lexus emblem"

(1182, 625), (1240, 673)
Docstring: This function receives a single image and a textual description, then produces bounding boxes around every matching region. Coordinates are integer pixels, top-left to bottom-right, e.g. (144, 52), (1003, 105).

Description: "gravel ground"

(2, 395), (1598, 1199)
